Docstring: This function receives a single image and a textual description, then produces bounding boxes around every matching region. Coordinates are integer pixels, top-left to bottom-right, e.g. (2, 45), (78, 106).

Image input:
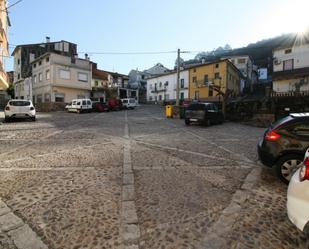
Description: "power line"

(1, 0), (23, 12)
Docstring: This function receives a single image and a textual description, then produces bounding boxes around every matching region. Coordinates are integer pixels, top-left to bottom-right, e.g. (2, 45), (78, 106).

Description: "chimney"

(46, 36), (50, 43)
(202, 58), (206, 64)
(85, 53), (89, 60)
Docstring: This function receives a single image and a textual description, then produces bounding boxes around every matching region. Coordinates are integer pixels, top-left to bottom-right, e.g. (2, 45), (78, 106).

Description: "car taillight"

(265, 130), (281, 141)
(30, 107), (34, 111)
(300, 158), (309, 181)
(5, 106), (10, 111)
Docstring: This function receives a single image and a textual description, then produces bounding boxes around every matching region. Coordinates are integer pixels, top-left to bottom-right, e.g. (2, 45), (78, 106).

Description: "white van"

(121, 98), (137, 109)
(67, 99), (92, 113)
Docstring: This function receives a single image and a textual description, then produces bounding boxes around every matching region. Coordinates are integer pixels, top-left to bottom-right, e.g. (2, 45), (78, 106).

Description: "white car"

(121, 98), (137, 109)
(287, 148), (309, 236)
(4, 99), (36, 122)
(67, 99), (92, 113)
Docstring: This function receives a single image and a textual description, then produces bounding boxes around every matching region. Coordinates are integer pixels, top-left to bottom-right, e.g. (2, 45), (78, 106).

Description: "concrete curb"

(0, 199), (48, 249)
(120, 112), (140, 249)
(198, 166), (262, 249)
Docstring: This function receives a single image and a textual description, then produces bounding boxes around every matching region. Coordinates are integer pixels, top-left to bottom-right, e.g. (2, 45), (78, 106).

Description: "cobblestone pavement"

(0, 106), (308, 249)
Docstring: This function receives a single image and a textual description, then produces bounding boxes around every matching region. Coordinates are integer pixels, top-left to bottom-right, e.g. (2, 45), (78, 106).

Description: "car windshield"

(9, 101), (31, 106)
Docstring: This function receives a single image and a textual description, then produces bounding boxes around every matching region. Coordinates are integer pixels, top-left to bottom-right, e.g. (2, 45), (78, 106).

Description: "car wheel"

(185, 119), (190, 126)
(31, 116), (36, 122)
(4, 117), (10, 123)
(274, 154), (303, 184)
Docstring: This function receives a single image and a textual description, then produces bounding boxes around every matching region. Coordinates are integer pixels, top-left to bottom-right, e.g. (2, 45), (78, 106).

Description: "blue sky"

(7, 0), (309, 74)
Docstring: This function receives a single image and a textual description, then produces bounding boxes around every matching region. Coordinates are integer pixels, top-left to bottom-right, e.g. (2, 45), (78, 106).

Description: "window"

(283, 59), (294, 71)
(18, 73), (20, 80)
(39, 61), (42, 66)
(33, 63), (36, 68)
(37, 95), (42, 103)
(285, 49), (292, 54)
(204, 75), (209, 85)
(55, 93), (65, 102)
(17, 59), (20, 65)
(165, 81), (169, 86)
(215, 73), (220, 79)
(192, 76), (197, 83)
(82, 100), (87, 105)
(46, 70), (50, 80)
(165, 94), (169, 100)
(180, 79), (184, 88)
(46, 57), (50, 62)
(78, 72), (88, 82)
(95, 80), (99, 86)
(33, 75), (37, 84)
(87, 100), (91, 105)
(237, 58), (246, 64)
(193, 68), (196, 73)
(209, 87), (213, 97)
(159, 82), (162, 87)
(59, 69), (71, 80)
(159, 95), (162, 101)
(215, 64), (219, 68)
(44, 93), (51, 102)
(180, 92), (184, 100)
(39, 73), (42, 82)
(194, 91), (199, 100)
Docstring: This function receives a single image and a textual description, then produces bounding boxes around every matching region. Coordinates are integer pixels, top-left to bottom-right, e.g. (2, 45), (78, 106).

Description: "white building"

(273, 43), (309, 93)
(222, 55), (258, 92)
(14, 52), (92, 109)
(147, 70), (189, 103)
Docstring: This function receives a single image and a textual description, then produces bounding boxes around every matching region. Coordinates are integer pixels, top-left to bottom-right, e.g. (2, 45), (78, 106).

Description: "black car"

(185, 102), (224, 126)
(258, 113), (309, 183)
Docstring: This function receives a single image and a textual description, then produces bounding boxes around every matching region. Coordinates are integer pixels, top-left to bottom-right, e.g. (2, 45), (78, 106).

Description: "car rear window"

(187, 103), (205, 111)
(271, 115), (294, 129)
(9, 101), (31, 106)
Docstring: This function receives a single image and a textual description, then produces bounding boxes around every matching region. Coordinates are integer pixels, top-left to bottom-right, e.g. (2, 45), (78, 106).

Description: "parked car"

(185, 102), (224, 126)
(258, 113), (309, 183)
(108, 98), (123, 111)
(92, 101), (109, 112)
(287, 148), (309, 237)
(121, 98), (137, 109)
(4, 99), (36, 122)
(67, 99), (92, 113)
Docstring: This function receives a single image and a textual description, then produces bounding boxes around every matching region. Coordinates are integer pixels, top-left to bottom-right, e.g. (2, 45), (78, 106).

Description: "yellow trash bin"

(165, 105), (174, 118)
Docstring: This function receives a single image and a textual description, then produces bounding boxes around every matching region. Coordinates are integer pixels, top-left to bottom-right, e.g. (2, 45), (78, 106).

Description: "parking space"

(0, 106), (307, 249)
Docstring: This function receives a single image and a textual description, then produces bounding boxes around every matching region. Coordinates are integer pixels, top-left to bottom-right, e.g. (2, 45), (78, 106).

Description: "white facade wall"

(147, 70), (189, 102)
(31, 53), (92, 103)
(273, 44), (309, 72)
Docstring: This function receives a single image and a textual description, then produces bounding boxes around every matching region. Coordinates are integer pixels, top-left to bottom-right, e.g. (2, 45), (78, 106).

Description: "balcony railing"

(271, 91), (309, 98)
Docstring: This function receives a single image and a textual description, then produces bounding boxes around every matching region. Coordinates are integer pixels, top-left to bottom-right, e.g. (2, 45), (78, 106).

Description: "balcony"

(271, 90), (309, 98)
(150, 87), (166, 93)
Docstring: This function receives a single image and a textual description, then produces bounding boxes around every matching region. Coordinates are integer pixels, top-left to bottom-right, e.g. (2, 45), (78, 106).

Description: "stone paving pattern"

(0, 106), (307, 249)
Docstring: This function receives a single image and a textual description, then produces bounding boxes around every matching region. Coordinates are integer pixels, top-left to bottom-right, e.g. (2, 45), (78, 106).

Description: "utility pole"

(176, 48), (180, 106)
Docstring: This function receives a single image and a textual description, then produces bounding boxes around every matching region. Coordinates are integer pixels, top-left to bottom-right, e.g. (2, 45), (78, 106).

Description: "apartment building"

(0, 0), (10, 107)
(272, 43), (309, 94)
(146, 70), (189, 103)
(26, 52), (91, 110)
(188, 59), (241, 102)
(12, 39), (77, 99)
